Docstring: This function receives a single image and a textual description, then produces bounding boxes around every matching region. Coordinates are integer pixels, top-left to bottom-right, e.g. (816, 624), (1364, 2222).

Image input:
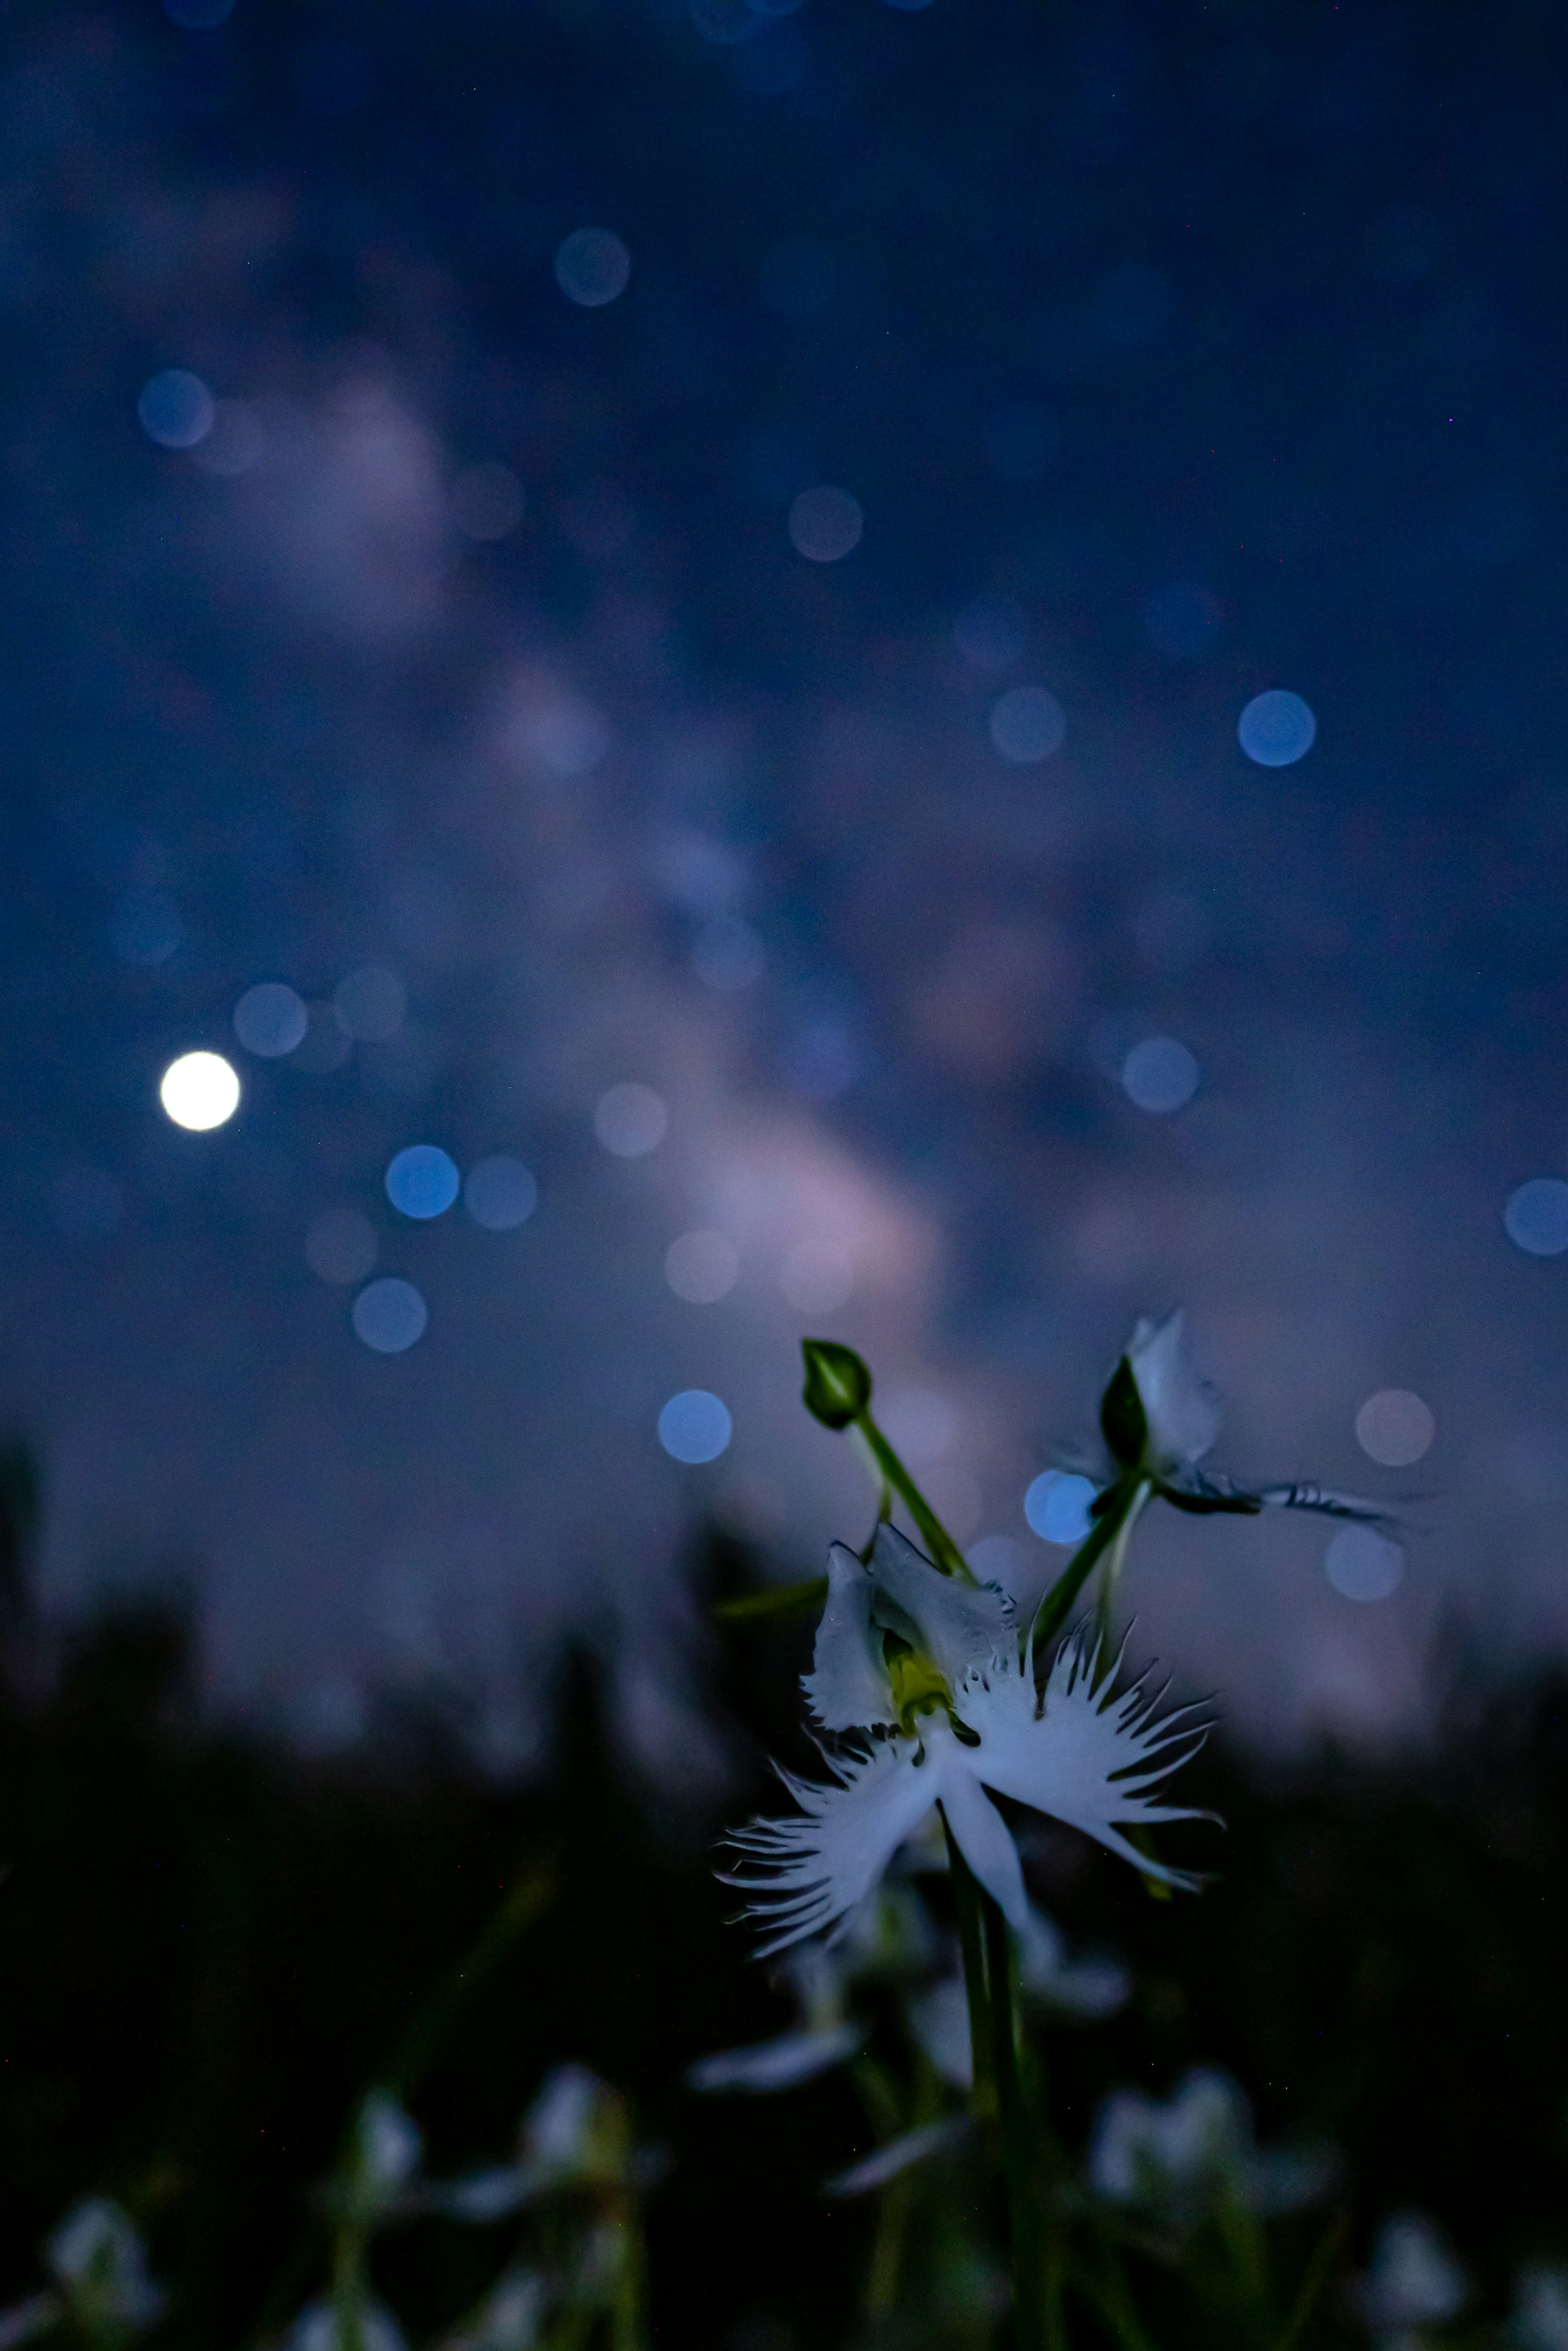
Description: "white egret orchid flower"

(726, 1526), (1209, 1957)
(1103, 1311), (1381, 1523)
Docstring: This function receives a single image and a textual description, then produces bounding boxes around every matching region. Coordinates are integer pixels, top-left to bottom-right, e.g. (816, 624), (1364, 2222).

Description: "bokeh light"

(463, 1157), (539, 1231)
(306, 1209), (378, 1286)
(594, 1084), (668, 1158)
(1238, 689), (1317, 767)
(136, 368), (215, 450)
(159, 1051), (240, 1131)
(665, 1230), (739, 1303)
(1121, 1036), (1200, 1114)
(788, 486), (863, 562)
(352, 1278), (428, 1354)
(554, 228), (632, 308)
(1325, 1525), (1405, 1603)
(989, 685), (1066, 763)
(657, 1389), (733, 1464)
(778, 1240), (855, 1314)
(1024, 1470), (1096, 1545)
(1504, 1178), (1568, 1257)
(1356, 1389), (1435, 1467)
(234, 982), (309, 1058)
(385, 1146), (460, 1220)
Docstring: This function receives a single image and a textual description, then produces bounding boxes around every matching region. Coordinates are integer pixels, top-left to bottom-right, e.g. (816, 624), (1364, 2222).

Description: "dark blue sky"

(4, 0), (1567, 1759)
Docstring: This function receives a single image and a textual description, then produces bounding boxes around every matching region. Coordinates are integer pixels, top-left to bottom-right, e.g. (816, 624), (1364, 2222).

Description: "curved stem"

(854, 1416), (974, 1581)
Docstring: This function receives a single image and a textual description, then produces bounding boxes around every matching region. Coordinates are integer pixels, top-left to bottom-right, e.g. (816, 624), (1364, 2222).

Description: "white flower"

(1088, 2068), (1333, 2228)
(727, 1526), (1209, 1957)
(1513, 2265), (1568, 2351)
(289, 2302), (408, 2351)
(44, 2200), (165, 2337)
(822, 2118), (971, 2199)
(1126, 1312), (1223, 1475)
(434, 2067), (643, 2222)
(1359, 2213), (1469, 2336)
(1107, 1311), (1382, 1524)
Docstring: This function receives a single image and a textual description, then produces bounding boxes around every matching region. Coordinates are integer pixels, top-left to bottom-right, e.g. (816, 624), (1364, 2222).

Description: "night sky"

(4, 0), (1567, 1762)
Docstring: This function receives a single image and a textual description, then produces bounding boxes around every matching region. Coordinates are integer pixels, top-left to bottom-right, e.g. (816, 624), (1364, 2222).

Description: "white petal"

(953, 1635), (1210, 1889)
(822, 2118), (970, 2199)
(686, 2023), (863, 2094)
(724, 1738), (939, 1957)
(938, 1745), (1029, 1929)
(1127, 1310), (1221, 1469)
(802, 1544), (895, 1731)
(905, 1977), (973, 2090)
(866, 1523), (1013, 1682)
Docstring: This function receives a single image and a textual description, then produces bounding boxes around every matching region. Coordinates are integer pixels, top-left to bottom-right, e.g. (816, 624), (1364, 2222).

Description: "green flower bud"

(1099, 1354), (1149, 1471)
(800, 1338), (872, 1430)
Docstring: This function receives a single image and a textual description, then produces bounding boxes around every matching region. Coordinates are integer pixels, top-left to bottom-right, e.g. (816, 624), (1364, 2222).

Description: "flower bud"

(800, 1339), (871, 1430)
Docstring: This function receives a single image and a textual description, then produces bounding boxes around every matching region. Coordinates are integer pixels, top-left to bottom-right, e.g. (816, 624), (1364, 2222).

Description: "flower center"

(884, 1643), (953, 1735)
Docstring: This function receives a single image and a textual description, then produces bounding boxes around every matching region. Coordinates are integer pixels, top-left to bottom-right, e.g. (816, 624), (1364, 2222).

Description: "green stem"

(855, 1416), (973, 1580)
(1093, 1480), (1152, 1660)
(941, 1811), (996, 2121)
(712, 1575), (828, 1624)
(1030, 1477), (1143, 1651)
(982, 1897), (1047, 2351)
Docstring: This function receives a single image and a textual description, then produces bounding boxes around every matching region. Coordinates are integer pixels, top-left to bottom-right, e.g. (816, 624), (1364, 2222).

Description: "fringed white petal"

(866, 1523), (1013, 1682)
(724, 1737), (940, 1957)
(953, 1632), (1210, 1891)
(802, 1544), (895, 1731)
(1127, 1309), (1221, 1469)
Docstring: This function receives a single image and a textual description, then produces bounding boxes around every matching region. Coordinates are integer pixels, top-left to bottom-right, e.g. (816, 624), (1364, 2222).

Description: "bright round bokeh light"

(159, 1050), (240, 1131)
(1504, 1177), (1568, 1257)
(1324, 1525), (1404, 1604)
(1122, 1035), (1200, 1114)
(352, 1278), (428, 1354)
(463, 1156), (539, 1231)
(234, 981), (309, 1058)
(658, 1389), (733, 1464)
(1238, 689), (1317, 767)
(1355, 1389), (1435, 1467)
(385, 1145), (460, 1220)
(1024, 1470), (1097, 1546)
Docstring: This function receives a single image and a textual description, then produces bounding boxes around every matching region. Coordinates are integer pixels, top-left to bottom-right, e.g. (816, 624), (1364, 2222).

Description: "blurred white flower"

(688, 2021), (864, 2094)
(728, 1526), (1209, 1957)
(822, 2118), (971, 2199)
(44, 2200), (165, 2338)
(1089, 2068), (1333, 2229)
(437, 2268), (548, 2351)
(1359, 2213), (1469, 2338)
(288, 2298), (408, 2351)
(1513, 2264), (1568, 2351)
(435, 2067), (645, 2220)
(327, 2090), (422, 2226)
(905, 1975), (973, 2090)
(1018, 1907), (1131, 2021)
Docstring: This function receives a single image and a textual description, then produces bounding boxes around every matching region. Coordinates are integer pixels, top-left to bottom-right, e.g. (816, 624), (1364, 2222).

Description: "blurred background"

(5, 0), (1568, 2342)
(4, 0), (1568, 1756)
